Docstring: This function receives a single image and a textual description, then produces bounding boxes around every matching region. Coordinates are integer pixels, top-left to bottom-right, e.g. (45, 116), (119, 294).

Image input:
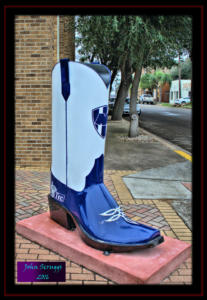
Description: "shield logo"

(92, 105), (108, 138)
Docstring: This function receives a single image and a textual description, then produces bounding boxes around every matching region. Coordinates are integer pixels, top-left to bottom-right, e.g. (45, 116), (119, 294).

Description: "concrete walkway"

(123, 161), (192, 229)
(105, 118), (192, 229)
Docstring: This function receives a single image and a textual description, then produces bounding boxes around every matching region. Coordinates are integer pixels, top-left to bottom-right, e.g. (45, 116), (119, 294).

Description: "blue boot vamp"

(67, 183), (160, 245)
(51, 173), (160, 245)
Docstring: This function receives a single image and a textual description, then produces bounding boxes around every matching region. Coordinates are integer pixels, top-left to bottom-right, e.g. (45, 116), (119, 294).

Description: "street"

(138, 104), (192, 153)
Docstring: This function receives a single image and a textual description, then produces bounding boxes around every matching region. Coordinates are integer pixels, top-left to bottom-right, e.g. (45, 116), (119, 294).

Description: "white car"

(140, 94), (155, 104)
(174, 97), (191, 105)
(123, 98), (141, 116)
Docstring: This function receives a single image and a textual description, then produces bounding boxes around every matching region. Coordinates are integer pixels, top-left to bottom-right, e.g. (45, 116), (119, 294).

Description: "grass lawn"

(182, 103), (192, 109)
(159, 103), (192, 109)
(159, 103), (175, 107)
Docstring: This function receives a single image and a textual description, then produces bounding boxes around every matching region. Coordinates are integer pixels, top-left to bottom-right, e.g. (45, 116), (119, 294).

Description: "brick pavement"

(15, 168), (192, 285)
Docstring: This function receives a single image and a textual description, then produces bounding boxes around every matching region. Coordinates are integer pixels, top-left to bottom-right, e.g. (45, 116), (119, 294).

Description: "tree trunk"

(129, 114), (139, 137)
(190, 57), (192, 102)
(159, 86), (162, 102)
(112, 57), (132, 120)
(111, 79), (130, 120)
(178, 54), (181, 98)
(109, 68), (118, 95)
(156, 87), (158, 101)
(128, 64), (142, 137)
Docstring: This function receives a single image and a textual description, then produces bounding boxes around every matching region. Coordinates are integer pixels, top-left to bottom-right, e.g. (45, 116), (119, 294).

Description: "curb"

(139, 126), (192, 157)
(121, 117), (191, 158)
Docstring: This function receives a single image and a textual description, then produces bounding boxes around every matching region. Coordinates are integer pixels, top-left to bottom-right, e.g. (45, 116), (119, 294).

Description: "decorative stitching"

(100, 205), (138, 224)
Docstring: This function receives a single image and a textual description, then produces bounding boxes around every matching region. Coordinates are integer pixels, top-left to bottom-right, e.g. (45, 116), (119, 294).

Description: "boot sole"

(48, 195), (164, 253)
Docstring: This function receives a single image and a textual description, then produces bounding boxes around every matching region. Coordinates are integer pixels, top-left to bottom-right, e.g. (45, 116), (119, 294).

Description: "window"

(175, 91), (178, 99)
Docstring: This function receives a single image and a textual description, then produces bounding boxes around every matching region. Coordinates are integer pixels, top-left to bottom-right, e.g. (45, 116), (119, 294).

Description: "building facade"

(160, 82), (170, 103)
(169, 80), (191, 104)
(15, 15), (75, 168)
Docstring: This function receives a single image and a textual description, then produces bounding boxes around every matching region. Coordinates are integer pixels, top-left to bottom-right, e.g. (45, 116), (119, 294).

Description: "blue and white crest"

(92, 105), (108, 138)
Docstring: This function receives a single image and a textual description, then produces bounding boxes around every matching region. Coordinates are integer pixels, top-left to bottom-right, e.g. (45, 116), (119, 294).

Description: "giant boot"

(48, 59), (164, 253)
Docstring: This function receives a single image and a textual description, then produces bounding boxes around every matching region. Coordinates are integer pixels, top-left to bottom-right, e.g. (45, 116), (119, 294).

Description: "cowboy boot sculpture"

(48, 59), (164, 253)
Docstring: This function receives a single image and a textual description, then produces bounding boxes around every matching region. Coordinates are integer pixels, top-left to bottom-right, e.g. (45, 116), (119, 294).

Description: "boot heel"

(48, 195), (76, 231)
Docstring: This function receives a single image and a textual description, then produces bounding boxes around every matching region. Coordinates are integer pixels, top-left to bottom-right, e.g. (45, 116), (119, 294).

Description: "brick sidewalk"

(15, 168), (192, 285)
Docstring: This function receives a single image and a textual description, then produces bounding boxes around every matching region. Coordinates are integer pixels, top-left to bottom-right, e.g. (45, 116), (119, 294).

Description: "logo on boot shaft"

(92, 105), (108, 138)
(51, 182), (65, 203)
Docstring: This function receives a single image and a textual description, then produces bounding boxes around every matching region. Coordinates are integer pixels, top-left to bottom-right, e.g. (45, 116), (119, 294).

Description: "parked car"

(108, 97), (141, 116)
(174, 97), (191, 106)
(123, 98), (141, 116)
(108, 96), (116, 115)
(140, 94), (155, 104)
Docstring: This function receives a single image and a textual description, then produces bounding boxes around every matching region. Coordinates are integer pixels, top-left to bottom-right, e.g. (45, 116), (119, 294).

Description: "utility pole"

(178, 54), (181, 98)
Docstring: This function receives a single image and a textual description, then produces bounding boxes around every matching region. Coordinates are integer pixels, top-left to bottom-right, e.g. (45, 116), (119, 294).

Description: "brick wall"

(161, 82), (170, 103)
(15, 15), (75, 168)
(59, 16), (75, 60)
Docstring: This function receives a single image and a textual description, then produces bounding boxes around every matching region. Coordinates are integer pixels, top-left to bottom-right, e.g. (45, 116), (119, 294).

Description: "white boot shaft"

(51, 61), (110, 191)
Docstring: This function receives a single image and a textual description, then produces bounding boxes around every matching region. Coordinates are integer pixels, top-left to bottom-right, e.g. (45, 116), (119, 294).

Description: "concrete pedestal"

(16, 212), (191, 284)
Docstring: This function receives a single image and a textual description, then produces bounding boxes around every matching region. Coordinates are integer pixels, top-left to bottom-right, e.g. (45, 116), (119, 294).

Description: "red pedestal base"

(16, 212), (191, 284)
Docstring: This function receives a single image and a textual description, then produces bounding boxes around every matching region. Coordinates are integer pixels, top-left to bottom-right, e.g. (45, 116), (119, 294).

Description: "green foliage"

(140, 73), (153, 89)
(76, 15), (192, 73)
(157, 16), (192, 57)
(160, 73), (172, 85)
(140, 71), (172, 90)
(76, 15), (191, 120)
(170, 58), (192, 80)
